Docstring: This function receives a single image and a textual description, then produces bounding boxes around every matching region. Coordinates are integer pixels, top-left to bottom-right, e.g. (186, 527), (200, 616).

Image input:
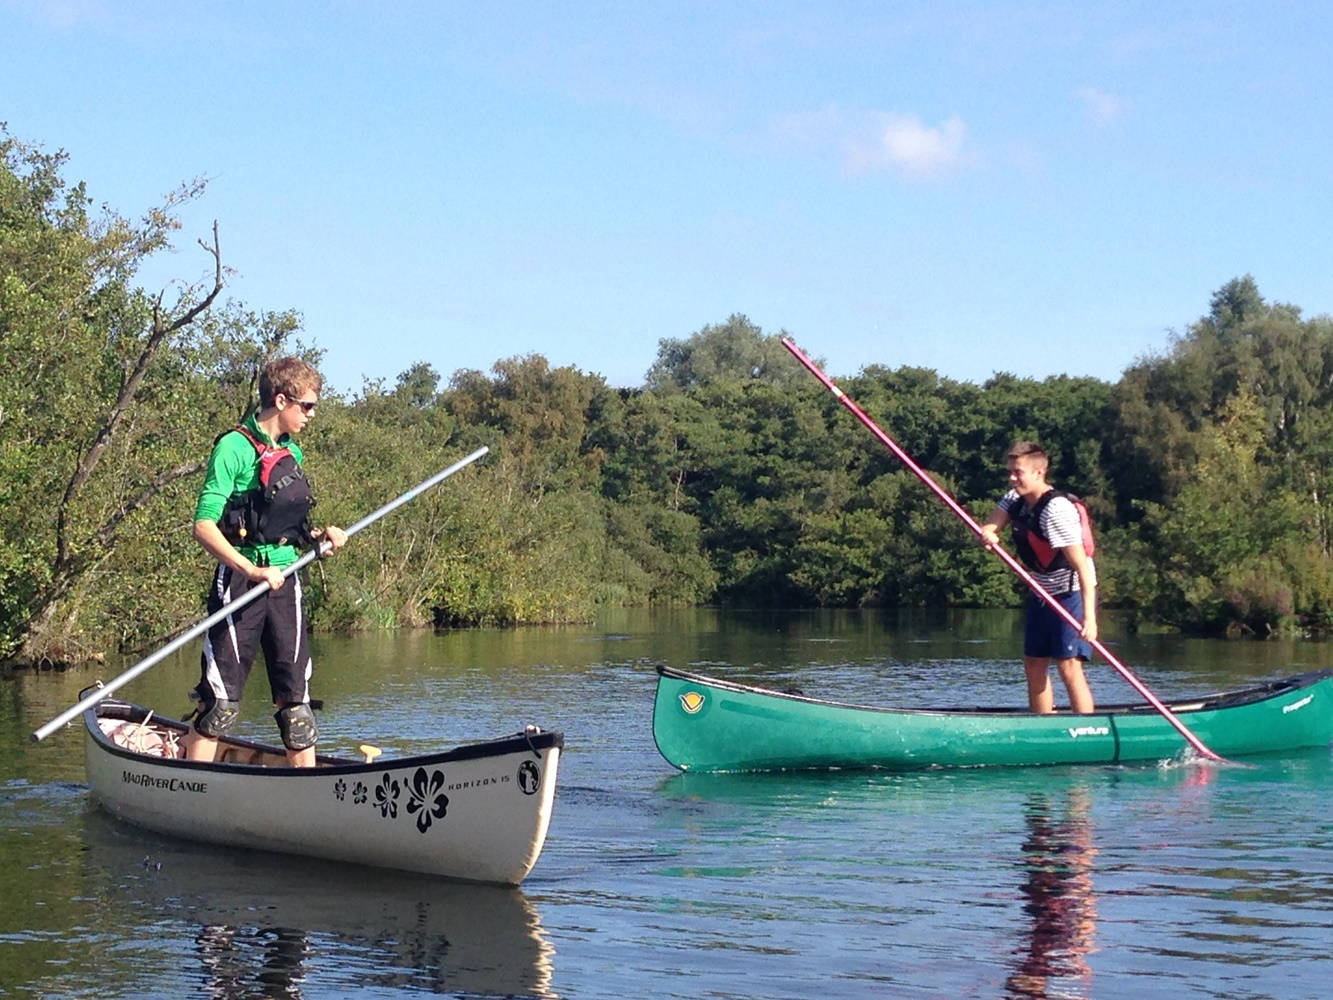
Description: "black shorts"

(194, 565), (313, 709)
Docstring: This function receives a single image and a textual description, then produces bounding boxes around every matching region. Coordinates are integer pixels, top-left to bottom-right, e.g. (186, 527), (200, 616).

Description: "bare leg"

(286, 746), (316, 767)
(1057, 657), (1095, 714)
(1024, 657), (1055, 713)
(182, 727), (219, 762)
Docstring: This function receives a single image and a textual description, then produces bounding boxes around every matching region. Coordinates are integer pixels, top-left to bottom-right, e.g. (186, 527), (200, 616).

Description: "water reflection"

(195, 924), (311, 999)
(1007, 788), (1098, 999)
(82, 813), (557, 998)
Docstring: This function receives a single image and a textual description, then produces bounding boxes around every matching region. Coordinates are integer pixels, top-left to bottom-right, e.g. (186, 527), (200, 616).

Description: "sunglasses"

(283, 394), (318, 415)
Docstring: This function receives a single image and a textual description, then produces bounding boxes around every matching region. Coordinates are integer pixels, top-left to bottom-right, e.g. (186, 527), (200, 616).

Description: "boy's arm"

(193, 518), (286, 590)
(979, 507), (1010, 548)
(1064, 542), (1098, 642)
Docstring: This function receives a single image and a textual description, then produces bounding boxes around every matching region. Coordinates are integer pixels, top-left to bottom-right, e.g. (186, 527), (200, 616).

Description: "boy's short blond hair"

(259, 357), (323, 408)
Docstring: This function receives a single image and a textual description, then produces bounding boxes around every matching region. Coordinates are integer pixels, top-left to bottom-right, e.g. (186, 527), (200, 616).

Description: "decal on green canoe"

(679, 691), (705, 715)
(1067, 725), (1110, 739)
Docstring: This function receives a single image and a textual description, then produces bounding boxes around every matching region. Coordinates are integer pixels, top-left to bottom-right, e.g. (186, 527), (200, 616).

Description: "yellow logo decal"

(679, 691), (705, 715)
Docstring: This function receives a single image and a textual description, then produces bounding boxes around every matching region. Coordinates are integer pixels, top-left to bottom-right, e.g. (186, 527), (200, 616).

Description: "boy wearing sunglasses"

(182, 356), (347, 766)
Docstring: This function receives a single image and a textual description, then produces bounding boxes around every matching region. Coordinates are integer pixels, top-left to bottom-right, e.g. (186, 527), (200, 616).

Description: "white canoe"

(82, 691), (563, 885)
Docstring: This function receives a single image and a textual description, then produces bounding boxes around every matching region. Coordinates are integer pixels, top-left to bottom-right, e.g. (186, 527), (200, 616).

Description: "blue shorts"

(1024, 591), (1093, 662)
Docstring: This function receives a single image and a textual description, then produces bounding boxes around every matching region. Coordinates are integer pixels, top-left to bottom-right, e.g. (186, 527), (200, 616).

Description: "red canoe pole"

(781, 336), (1225, 763)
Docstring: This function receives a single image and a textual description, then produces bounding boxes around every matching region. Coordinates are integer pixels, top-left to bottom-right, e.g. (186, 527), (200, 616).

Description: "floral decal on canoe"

(332, 768), (450, 834)
(332, 778), (370, 805)
(374, 773), (401, 819)
(406, 767), (450, 832)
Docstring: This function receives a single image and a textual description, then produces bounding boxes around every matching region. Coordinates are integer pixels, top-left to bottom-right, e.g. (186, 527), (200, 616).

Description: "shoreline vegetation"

(6, 127), (1333, 672)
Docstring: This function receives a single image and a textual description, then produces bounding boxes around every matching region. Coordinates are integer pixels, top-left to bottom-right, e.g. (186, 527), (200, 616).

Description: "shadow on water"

(77, 811), (558, 998)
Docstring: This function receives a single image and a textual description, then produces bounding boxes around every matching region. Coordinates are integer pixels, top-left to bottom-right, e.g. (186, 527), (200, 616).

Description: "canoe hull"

(84, 697), (562, 884)
(652, 666), (1333, 772)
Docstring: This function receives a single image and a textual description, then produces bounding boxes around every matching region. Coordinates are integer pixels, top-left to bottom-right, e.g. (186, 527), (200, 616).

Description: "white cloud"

(1075, 86), (1127, 124)
(774, 106), (969, 180)
(849, 113), (967, 178)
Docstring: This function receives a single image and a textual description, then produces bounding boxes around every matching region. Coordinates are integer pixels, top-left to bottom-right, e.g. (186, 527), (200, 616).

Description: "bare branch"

(32, 458), (208, 621)
(54, 222), (224, 565)
(93, 459), (207, 548)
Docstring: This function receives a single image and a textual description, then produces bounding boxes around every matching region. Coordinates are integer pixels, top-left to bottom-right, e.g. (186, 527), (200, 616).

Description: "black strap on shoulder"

(1027, 489), (1059, 527)
(1025, 489), (1079, 529)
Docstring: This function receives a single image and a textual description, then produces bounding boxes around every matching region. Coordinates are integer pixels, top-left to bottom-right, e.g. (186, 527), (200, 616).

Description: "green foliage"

(601, 502), (718, 605)
(1106, 279), (1333, 635)
(445, 354), (607, 494)
(645, 313), (813, 392)
(1120, 389), (1325, 635)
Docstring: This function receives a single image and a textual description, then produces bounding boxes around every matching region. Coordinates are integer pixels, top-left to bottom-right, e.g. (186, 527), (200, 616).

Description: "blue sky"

(4, 1), (1329, 397)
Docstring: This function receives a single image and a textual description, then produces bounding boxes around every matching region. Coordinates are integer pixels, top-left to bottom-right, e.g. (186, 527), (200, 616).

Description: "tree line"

(4, 127), (1333, 667)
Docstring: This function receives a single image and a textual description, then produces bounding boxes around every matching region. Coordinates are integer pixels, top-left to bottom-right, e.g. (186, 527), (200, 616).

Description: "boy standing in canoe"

(979, 441), (1097, 714)
(182, 356), (347, 766)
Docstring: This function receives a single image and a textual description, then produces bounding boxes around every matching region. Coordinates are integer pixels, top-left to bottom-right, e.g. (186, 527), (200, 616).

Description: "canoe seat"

(220, 746), (269, 765)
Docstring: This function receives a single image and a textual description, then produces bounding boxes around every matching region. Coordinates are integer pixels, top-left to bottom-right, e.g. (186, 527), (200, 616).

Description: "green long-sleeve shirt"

(194, 413), (306, 569)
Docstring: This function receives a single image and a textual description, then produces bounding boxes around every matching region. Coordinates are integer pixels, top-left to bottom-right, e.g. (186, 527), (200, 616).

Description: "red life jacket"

(217, 425), (317, 548)
(1010, 490), (1095, 574)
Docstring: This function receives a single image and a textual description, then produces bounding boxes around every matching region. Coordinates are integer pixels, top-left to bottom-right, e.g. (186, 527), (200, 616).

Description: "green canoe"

(652, 665), (1333, 772)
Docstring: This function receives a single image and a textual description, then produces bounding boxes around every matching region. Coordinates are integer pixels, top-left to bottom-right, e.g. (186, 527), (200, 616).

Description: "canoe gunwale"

(85, 693), (564, 775)
(654, 664), (1333, 719)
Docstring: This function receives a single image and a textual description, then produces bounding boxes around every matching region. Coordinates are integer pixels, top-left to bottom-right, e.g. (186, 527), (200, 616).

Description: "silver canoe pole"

(32, 446), (489, 743)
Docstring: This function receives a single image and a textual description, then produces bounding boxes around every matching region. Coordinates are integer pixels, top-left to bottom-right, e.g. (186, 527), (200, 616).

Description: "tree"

(444, 354), (607, 494)
(1110, 275), (1333, 512)
(1128, 392), (1306, 633)
(644, 314), (813, 392)
(1106, 277), (1333, 633)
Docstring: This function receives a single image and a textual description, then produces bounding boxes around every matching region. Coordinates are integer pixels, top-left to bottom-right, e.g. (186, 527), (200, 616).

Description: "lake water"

(2, 607), (1332, 999)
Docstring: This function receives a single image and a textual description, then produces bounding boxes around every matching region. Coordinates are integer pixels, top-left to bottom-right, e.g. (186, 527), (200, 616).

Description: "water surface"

(3, 608), (1332, 998)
